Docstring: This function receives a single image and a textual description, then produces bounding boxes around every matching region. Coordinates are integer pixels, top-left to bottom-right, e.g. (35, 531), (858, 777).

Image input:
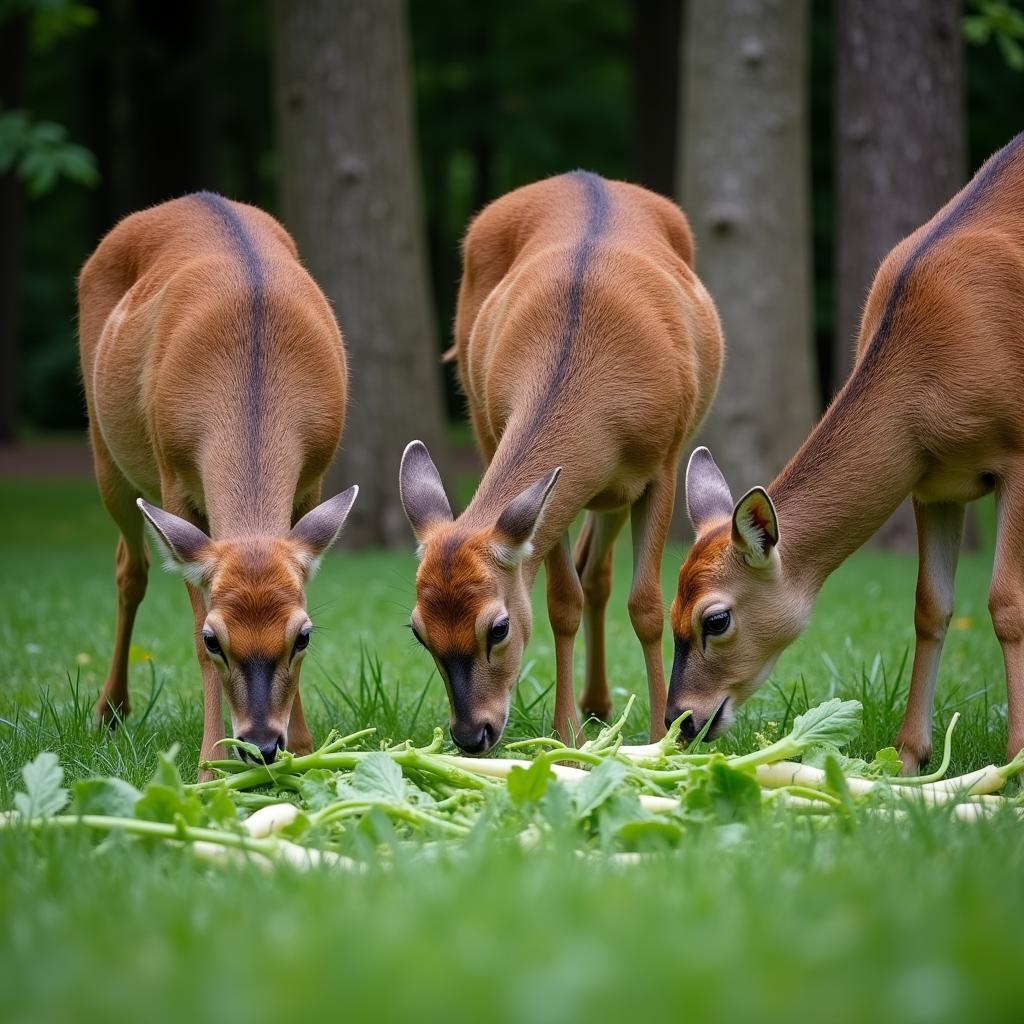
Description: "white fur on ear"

(137, 499), (215, 584)
(490, 538), (534, 569)
(731, 487), (779, 567)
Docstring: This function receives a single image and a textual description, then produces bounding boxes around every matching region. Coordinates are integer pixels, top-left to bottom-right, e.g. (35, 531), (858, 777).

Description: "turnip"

(243, 802), (300, 838)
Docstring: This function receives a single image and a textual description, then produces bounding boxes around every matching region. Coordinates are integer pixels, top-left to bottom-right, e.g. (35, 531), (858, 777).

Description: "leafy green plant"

(5, 697), (1022, 868)
(965, 0), (1024, 71)
(0, 0), (99, 195)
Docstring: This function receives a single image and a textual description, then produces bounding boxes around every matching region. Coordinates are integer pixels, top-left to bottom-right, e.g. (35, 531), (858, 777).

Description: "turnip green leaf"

(14, 752), (68, 819)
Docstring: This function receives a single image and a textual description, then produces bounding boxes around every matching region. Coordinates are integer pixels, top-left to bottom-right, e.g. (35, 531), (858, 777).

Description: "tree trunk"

(835, 0), (965, 548)
(633, 0), (683, 197)
(835, 0), (964, 391)
(272, 0), (448, 549)
(677, 0), (816, 527)
(0, 14), (26, 442)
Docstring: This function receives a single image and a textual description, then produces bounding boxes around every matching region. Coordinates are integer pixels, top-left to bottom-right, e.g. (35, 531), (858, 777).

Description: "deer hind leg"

(629, 466), (678, 742)
(574, 508), (628, 722)
(894, 500), (964, 773)
(545, 533), (584, 746)
(989, 476), (1024, 762)
(92, 431), (149, 726)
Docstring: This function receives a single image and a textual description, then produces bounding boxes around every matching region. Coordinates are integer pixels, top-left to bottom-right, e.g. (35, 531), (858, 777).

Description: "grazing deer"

(399, 172), (723, 753)
(78, 192), (356, 771)
(669, 133), (1024, 770)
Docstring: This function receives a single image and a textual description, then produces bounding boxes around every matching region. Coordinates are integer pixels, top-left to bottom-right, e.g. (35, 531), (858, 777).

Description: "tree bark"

(633, 0), (683, 197)
(835, 0), (965, 388)
(0, 14), (27, 442)
(272, 0), (448, 549)
(836, 0), (965, 548)
(677, 0), (817, 525)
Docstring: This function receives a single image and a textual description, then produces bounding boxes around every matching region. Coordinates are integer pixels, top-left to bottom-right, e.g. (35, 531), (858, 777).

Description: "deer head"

(667, 447), (812, 740)
(137, 487), (358, 763)
(399, 440), (559, 754)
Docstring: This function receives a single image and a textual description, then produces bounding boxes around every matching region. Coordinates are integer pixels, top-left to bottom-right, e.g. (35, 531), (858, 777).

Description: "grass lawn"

(1, 478), (1021, 1023)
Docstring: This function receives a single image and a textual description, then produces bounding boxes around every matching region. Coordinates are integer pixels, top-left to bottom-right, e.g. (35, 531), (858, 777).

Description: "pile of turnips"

(4, 697), (1023, 869)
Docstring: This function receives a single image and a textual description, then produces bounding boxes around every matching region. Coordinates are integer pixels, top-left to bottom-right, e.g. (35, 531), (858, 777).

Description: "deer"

(398, 171), (723, 754)
(668, 132), (1024, 772)
(78, 192), (357, 773)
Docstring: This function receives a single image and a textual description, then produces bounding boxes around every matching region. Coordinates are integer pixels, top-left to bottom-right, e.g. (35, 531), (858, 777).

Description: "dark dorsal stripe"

(856, 132), (1023, 377)
(497, 171), (611, 473)
(191, 191), (267, 486)
(774, 133), (1024, 501)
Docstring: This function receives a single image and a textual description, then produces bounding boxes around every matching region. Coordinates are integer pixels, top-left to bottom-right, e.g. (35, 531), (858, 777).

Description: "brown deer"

(78, 192), (356, 771)
(668, 133), (1024, 771)
(399, 172), (723, 753)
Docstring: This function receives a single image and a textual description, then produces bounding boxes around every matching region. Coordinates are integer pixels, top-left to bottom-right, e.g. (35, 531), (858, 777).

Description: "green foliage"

(0, 480), (1022, 1020)
(12, 750), (66, 818)
(0, 109), (98, 196)
(69, 776), (140, 817)
(965, 0), (1024, 70)
(347, 752), (408, 804)
(506, 757), (551, 805)
(0, 0), (97, 50)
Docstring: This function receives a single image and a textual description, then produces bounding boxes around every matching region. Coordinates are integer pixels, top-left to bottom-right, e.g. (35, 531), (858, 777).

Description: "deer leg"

(628, 466), (677, 742)
(574, 508), (628, 722)
(545, 533), (584, 745)
(894, 500), (964, 773)
(92, 434), (149, 726)
(989, 477), (1024, 762)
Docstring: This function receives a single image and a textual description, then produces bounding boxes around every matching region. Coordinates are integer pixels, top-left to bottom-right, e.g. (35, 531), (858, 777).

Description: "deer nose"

(451, 721), (496, 755)
(676, 714), (701, 741)
(668, 700), (729, 742)
(238, 732), (284, 765)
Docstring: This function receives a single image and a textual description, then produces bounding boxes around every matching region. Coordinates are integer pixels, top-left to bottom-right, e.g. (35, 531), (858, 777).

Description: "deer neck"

(462, 411), (578, 557)
(769, 371), (921, 594)
(199, 435), (299, 540)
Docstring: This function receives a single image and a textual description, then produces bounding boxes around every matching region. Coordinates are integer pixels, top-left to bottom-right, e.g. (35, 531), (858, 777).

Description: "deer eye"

(292, 626), (311, 657)
(703, 609), (731, 637)
(488, 616), (510, 647)
(202, 630), (224, 659)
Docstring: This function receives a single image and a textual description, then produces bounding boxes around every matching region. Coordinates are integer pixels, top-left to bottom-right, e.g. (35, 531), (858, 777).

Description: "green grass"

(1, 479), (1022, 1023)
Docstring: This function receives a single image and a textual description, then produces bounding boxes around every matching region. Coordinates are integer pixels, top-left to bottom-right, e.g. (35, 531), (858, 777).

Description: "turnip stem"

(888, 713), (959, 786)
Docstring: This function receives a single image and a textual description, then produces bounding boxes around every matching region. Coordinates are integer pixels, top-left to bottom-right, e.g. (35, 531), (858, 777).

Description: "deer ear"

(685, 446), (734, 533)
(731, 487), (779, 567)
(137, 499), (214, 584)
(399, 440), (453, 542)
(289, 485), (359, 576)
(491, 467), (561, 566)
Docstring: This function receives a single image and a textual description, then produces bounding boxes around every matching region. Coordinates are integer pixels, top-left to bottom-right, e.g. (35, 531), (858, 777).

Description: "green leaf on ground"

(507, 758), (552, 806)
(70, 778), (141, 818)
(13, 752), (68, 819)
